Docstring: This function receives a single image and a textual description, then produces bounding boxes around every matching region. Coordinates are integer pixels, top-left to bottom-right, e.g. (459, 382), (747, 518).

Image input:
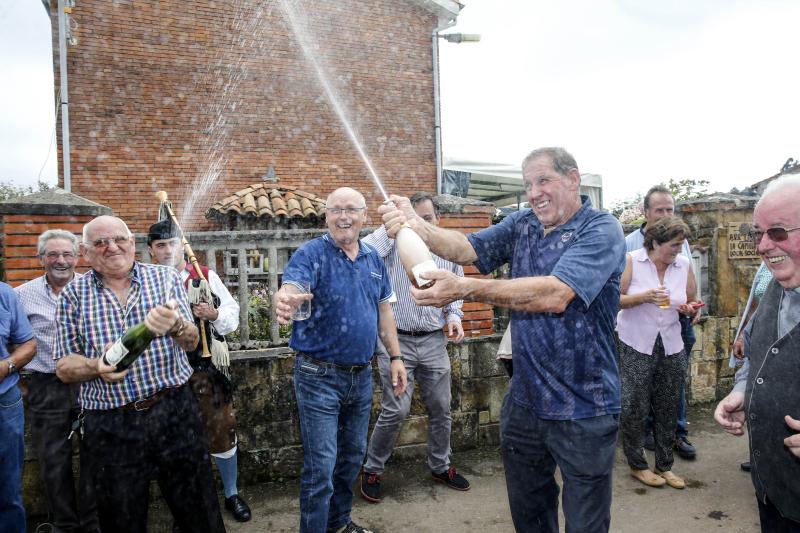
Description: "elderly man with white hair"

(715, 174), (800, 532)
(16, 229), (99, 532)
(54, 215), (224, 533)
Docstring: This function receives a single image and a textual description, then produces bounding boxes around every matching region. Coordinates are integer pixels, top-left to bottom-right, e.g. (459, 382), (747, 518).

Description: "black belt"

(396, 329), (440, 337)
(298, 353), (370, 373)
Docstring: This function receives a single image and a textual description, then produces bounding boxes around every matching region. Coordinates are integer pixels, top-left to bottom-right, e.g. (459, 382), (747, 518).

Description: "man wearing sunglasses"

(53, 215), (225, 533)
(15, 229), (99, 532)
(715, 174), (800, 531)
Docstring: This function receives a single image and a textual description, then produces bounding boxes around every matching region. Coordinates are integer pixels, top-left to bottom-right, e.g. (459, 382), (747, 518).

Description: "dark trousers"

(646, 314), (695, 438)
(82, 385), (225, 533)
(619, 337), (686, 472)
(758, 497), (800, 533)
(26, 373), (98, 533)
(500, 394), (618, 533)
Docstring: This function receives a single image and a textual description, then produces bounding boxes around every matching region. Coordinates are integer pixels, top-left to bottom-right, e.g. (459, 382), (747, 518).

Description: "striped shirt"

(54, 262), (194, 410)
(362, 225), (463, 332)
(15, 273), (82, 374)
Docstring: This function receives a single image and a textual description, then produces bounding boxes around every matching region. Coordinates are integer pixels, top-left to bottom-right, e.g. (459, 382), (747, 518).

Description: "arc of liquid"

(278, 0), (390, 202)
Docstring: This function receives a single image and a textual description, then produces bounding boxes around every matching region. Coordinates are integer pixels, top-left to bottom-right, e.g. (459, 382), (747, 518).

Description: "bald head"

(326, 187), (365, 207)
(81, 215), (136, 278)
(325, 187), (367, 252)
(82, 216), (132, 245)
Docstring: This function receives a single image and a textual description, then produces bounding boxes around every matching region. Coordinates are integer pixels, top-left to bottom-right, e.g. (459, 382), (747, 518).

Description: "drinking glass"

(657, 285), (671, 309)
(293, 281), (312, 321)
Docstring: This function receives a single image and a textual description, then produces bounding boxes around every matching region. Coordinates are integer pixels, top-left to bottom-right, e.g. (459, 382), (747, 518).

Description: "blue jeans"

(500, 394), (618, 533)
(294, 355), (373, 533)
(0, 384), (26, 533)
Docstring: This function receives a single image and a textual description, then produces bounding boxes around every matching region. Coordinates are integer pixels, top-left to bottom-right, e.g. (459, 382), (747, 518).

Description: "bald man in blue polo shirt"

(381, 147), (626, 533)
(275, 187), (407, 533)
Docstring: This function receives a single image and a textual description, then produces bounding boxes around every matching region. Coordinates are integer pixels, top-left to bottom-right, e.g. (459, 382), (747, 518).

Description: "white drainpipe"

(57, 0), (72, 191)
(432, 17), (457, 196)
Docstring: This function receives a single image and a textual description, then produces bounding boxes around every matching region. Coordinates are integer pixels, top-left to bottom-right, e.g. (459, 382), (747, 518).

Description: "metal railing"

(135, 228), (325, 349)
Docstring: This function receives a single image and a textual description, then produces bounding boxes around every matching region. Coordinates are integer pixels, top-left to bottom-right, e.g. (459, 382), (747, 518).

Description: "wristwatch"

(6, 360), (17, 375)
(389, 355), (404, 362)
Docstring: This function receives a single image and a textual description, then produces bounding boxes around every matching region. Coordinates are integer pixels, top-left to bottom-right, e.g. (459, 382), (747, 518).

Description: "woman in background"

(617, 216), (700, 489)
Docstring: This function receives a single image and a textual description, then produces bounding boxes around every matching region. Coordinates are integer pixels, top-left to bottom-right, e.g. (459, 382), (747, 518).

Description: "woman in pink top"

(617, 216), (700, 490)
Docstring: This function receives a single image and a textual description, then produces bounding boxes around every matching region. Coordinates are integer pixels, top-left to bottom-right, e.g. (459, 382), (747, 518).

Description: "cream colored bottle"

(395, 225), (437, 289)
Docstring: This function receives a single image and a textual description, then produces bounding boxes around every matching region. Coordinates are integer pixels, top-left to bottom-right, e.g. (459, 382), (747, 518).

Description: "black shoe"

(675, 436), (697, 460)
(224, 494), (252, 522)
(432, 466), (471, 491)
(360, 471), (382, 503)
(333, 522), (375, 533)
(740, 461), (751, 472)
(643, 433), (655, 451)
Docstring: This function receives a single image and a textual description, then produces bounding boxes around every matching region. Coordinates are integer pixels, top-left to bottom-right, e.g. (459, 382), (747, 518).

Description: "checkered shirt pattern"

(54, 262), (194, 410)
(15, 273), (82, 373)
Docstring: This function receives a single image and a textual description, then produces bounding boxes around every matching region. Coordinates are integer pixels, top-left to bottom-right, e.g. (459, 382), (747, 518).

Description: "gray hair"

(643, 184), (672, 209)
(37, 229), (79, 256)
(758, 173), (800, 208)
(522, 147), (579, 176)
(82, 215), (133, 244)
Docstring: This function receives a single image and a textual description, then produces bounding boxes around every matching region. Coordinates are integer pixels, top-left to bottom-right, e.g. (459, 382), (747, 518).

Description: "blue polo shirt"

(468, 196), (626, 420)
(283, 234), (393, 365)
(0, 281), (35, 395)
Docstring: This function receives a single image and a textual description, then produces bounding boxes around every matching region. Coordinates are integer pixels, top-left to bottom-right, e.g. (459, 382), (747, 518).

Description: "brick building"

(49, 0), (463, 232)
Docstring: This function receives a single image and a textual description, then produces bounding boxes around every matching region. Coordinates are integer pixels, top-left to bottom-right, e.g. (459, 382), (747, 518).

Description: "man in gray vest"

(715, 174), (800, 531)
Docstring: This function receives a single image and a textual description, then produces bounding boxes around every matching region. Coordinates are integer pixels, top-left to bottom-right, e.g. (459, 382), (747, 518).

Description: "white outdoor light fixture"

(440, 33), (481, 43)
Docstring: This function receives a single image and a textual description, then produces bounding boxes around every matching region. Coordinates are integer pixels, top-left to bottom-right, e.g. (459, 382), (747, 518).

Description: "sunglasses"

(748, 226), (800, 245)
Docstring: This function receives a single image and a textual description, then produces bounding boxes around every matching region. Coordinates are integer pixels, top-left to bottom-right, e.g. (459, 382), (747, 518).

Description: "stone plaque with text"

(728, 222), (759, 259)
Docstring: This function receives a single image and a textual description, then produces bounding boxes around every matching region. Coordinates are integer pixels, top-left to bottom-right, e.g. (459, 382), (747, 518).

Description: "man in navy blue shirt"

(380, 147), (626, 533)
(0, 281), (37, 531)
(275, 187), (407, 533)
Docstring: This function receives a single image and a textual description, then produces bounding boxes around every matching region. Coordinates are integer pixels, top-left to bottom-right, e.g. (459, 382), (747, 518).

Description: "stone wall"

(22, 335), (506, 515)
(678, 194), (759, 404)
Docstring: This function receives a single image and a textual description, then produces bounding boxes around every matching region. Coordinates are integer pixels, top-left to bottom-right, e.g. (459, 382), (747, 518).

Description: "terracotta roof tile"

(206, 185), (326, 224)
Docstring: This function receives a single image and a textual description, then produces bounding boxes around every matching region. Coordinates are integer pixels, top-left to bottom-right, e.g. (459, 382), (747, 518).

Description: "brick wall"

(51, 0), (441, 233)
(1, 214), (93, 286)
(438, 196), (495, 337)
(0, 190), (111, 286)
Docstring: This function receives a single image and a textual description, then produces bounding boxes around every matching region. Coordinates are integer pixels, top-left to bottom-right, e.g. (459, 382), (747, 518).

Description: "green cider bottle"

(102, 321), (155, 371)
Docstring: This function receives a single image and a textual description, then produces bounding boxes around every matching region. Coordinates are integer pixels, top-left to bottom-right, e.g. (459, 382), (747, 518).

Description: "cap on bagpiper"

(147, 219), (181, 245)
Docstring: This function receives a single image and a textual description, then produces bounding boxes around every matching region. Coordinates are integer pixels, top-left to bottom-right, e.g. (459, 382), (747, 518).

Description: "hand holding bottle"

(144, 300), (182, 337)
(378, 195), (420, 238)
(98, 343), (131, 382)
(409, 269), (465, 307)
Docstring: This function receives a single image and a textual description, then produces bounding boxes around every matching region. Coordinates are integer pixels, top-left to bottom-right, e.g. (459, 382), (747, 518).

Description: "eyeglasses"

(326, 207), (366, 216)
(42, 251), (77, 261)
(88, 235), (131, 249)
(749, 227), (800, 245)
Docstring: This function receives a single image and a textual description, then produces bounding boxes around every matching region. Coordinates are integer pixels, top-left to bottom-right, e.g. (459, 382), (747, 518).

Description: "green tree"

(666, 178), (710, 203)
(609, 193), (644, 224)
(0, 179), (53, 202)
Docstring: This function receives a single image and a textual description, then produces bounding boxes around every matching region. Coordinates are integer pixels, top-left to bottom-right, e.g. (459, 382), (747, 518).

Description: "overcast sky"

(2, 1), (799, 206)
(440, 0), (800, 205)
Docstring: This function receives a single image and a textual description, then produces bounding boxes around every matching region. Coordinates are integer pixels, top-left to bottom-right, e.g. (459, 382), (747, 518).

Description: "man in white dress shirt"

(360, 192), (469, 503)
